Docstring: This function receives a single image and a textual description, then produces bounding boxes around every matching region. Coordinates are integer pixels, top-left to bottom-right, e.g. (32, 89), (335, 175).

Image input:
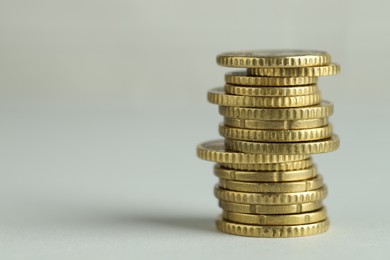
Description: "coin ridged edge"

(224, 83), (319, 96)
(222, 207), (327, 225)
(218, 201), (323, 214)
(218, 175), (323, 193)
(225, 72), (318, 86)
(219, 101), (333, 120)
(214, 185), (327, 205)
(216, 217), (329, 238)
(247, 64), (340, 77)
(214, 164), (317, 182)
(217, 53), (331, 68)
(219, 124), (333, 142)
(208, 88), (321, 108)
(225, 135), (340, 155)
(219, 158), (313, 171)
(197, 140), (309, 163)
(223, 118), (328, 130)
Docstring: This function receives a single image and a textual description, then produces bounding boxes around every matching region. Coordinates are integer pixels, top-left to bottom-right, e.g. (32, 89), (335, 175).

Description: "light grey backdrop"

(0, 0), (389, 259)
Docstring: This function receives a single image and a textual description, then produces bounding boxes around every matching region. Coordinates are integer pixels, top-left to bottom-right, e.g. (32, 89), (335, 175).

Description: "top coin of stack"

(197, 49), (340, 238)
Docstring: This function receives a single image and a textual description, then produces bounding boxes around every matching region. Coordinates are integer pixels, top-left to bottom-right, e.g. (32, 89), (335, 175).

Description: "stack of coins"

(197, 50), (340, 238)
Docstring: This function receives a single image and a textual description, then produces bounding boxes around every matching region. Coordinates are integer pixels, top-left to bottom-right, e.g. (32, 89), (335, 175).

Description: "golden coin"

(214, 185), (327, 205)
(216, 50), (331, 68)
(225, 71), (317, 86)
(219, 201), (323, 214)
(224, 117), (328, 130)
(224, 83), (319, 97)
(197, 140), (309, 164)
(220, 157), (313, 171)
(218, 175), (323, 193)
(214, 164), (317, 182)
(216, 217), (329, 238)
(219, 101), (333, 120)
(219, 124), (333, 142)
(248, 64), (340, 77)
(223, 208), (327, 225)
(225, 135), (340, 154)
(208, 87), (321, 108)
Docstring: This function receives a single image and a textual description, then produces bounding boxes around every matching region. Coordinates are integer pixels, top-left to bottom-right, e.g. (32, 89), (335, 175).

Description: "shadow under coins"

(128, 215), (217, 234)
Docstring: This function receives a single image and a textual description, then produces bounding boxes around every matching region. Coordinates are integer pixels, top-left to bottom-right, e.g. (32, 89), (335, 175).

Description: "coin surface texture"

(214, 164), (317, 182)
(219, 101), (333, 120)
(219, 201), (323, 214)
(225, 71), (317, 86)
(197, 140), (309, 163)
(224, 83), (319, 97)
(223, 117), (328, 130)
(225, 135), (340, 154)
(217, 50), (331, 68)
(220, 157), (313, 171)
(247, 64), (340, 77)
(223, 207), (327, 225)
(219, 124), (333, 142)
(216, 217), (329, 238)
(208, 87), (321, 108)
(214, 186), (327, 205)
(218, 175), (323, 193)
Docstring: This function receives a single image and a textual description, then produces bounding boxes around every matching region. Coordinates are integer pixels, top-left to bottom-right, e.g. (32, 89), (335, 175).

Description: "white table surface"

(0, 104), (388, 259)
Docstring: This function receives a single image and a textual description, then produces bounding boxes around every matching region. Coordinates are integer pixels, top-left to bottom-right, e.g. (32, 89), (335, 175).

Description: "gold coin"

(224, 117), (328, 130)
(219, 124), (333, 142)
(224, 83), (319, 97)
(214, 185), (327, 205)
(219, 201), (323, 214)
(225, 71), (317, 86)
(218, 175), (323, 193)
(216, 217), (329, 238)
(208, 87), (321, 108)
(248, 64), (340, 77)
(216, 50), (331, 68)
(223, 208), (327, 225)
(225, 135), (340, 154)
(197, 140), (308, 164)
(219, 101), (333, 120)
(220, 157), (313, 171)
(214, 164), (317, 182)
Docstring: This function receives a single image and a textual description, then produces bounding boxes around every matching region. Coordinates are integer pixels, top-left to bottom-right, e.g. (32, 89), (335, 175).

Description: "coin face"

(217, 50), (331, 68)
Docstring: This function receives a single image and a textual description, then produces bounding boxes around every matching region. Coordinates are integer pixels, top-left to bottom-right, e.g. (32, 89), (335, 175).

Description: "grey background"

(0, 0), (389, 259)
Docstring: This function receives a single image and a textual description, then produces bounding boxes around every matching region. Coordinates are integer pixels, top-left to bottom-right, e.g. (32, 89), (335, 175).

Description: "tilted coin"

(225, 135), (340, 154)
(214, 164), (317, 182)
(225, 71), (317, 86)
(219, 124), (333, 142)
(214, 185), (327, 205)
(223, 208), (327, 225)
(197, 140), (309, 164)
(223, 117), (328, 130)
(248, 63), (340, 77)
(219, 201), (323, 214)
(218, 175), (323, 193)
(216, 50), (331, 68)
(208, 87), (321, 108)
(219, 101), (333, 120)
(216, 217), (329, 238)
(220, 157), (313, 171)
(224, 83), (319, 97)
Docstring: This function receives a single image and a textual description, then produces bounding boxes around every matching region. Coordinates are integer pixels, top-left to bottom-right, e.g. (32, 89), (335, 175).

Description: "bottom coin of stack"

(213, 161), (329, 238)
